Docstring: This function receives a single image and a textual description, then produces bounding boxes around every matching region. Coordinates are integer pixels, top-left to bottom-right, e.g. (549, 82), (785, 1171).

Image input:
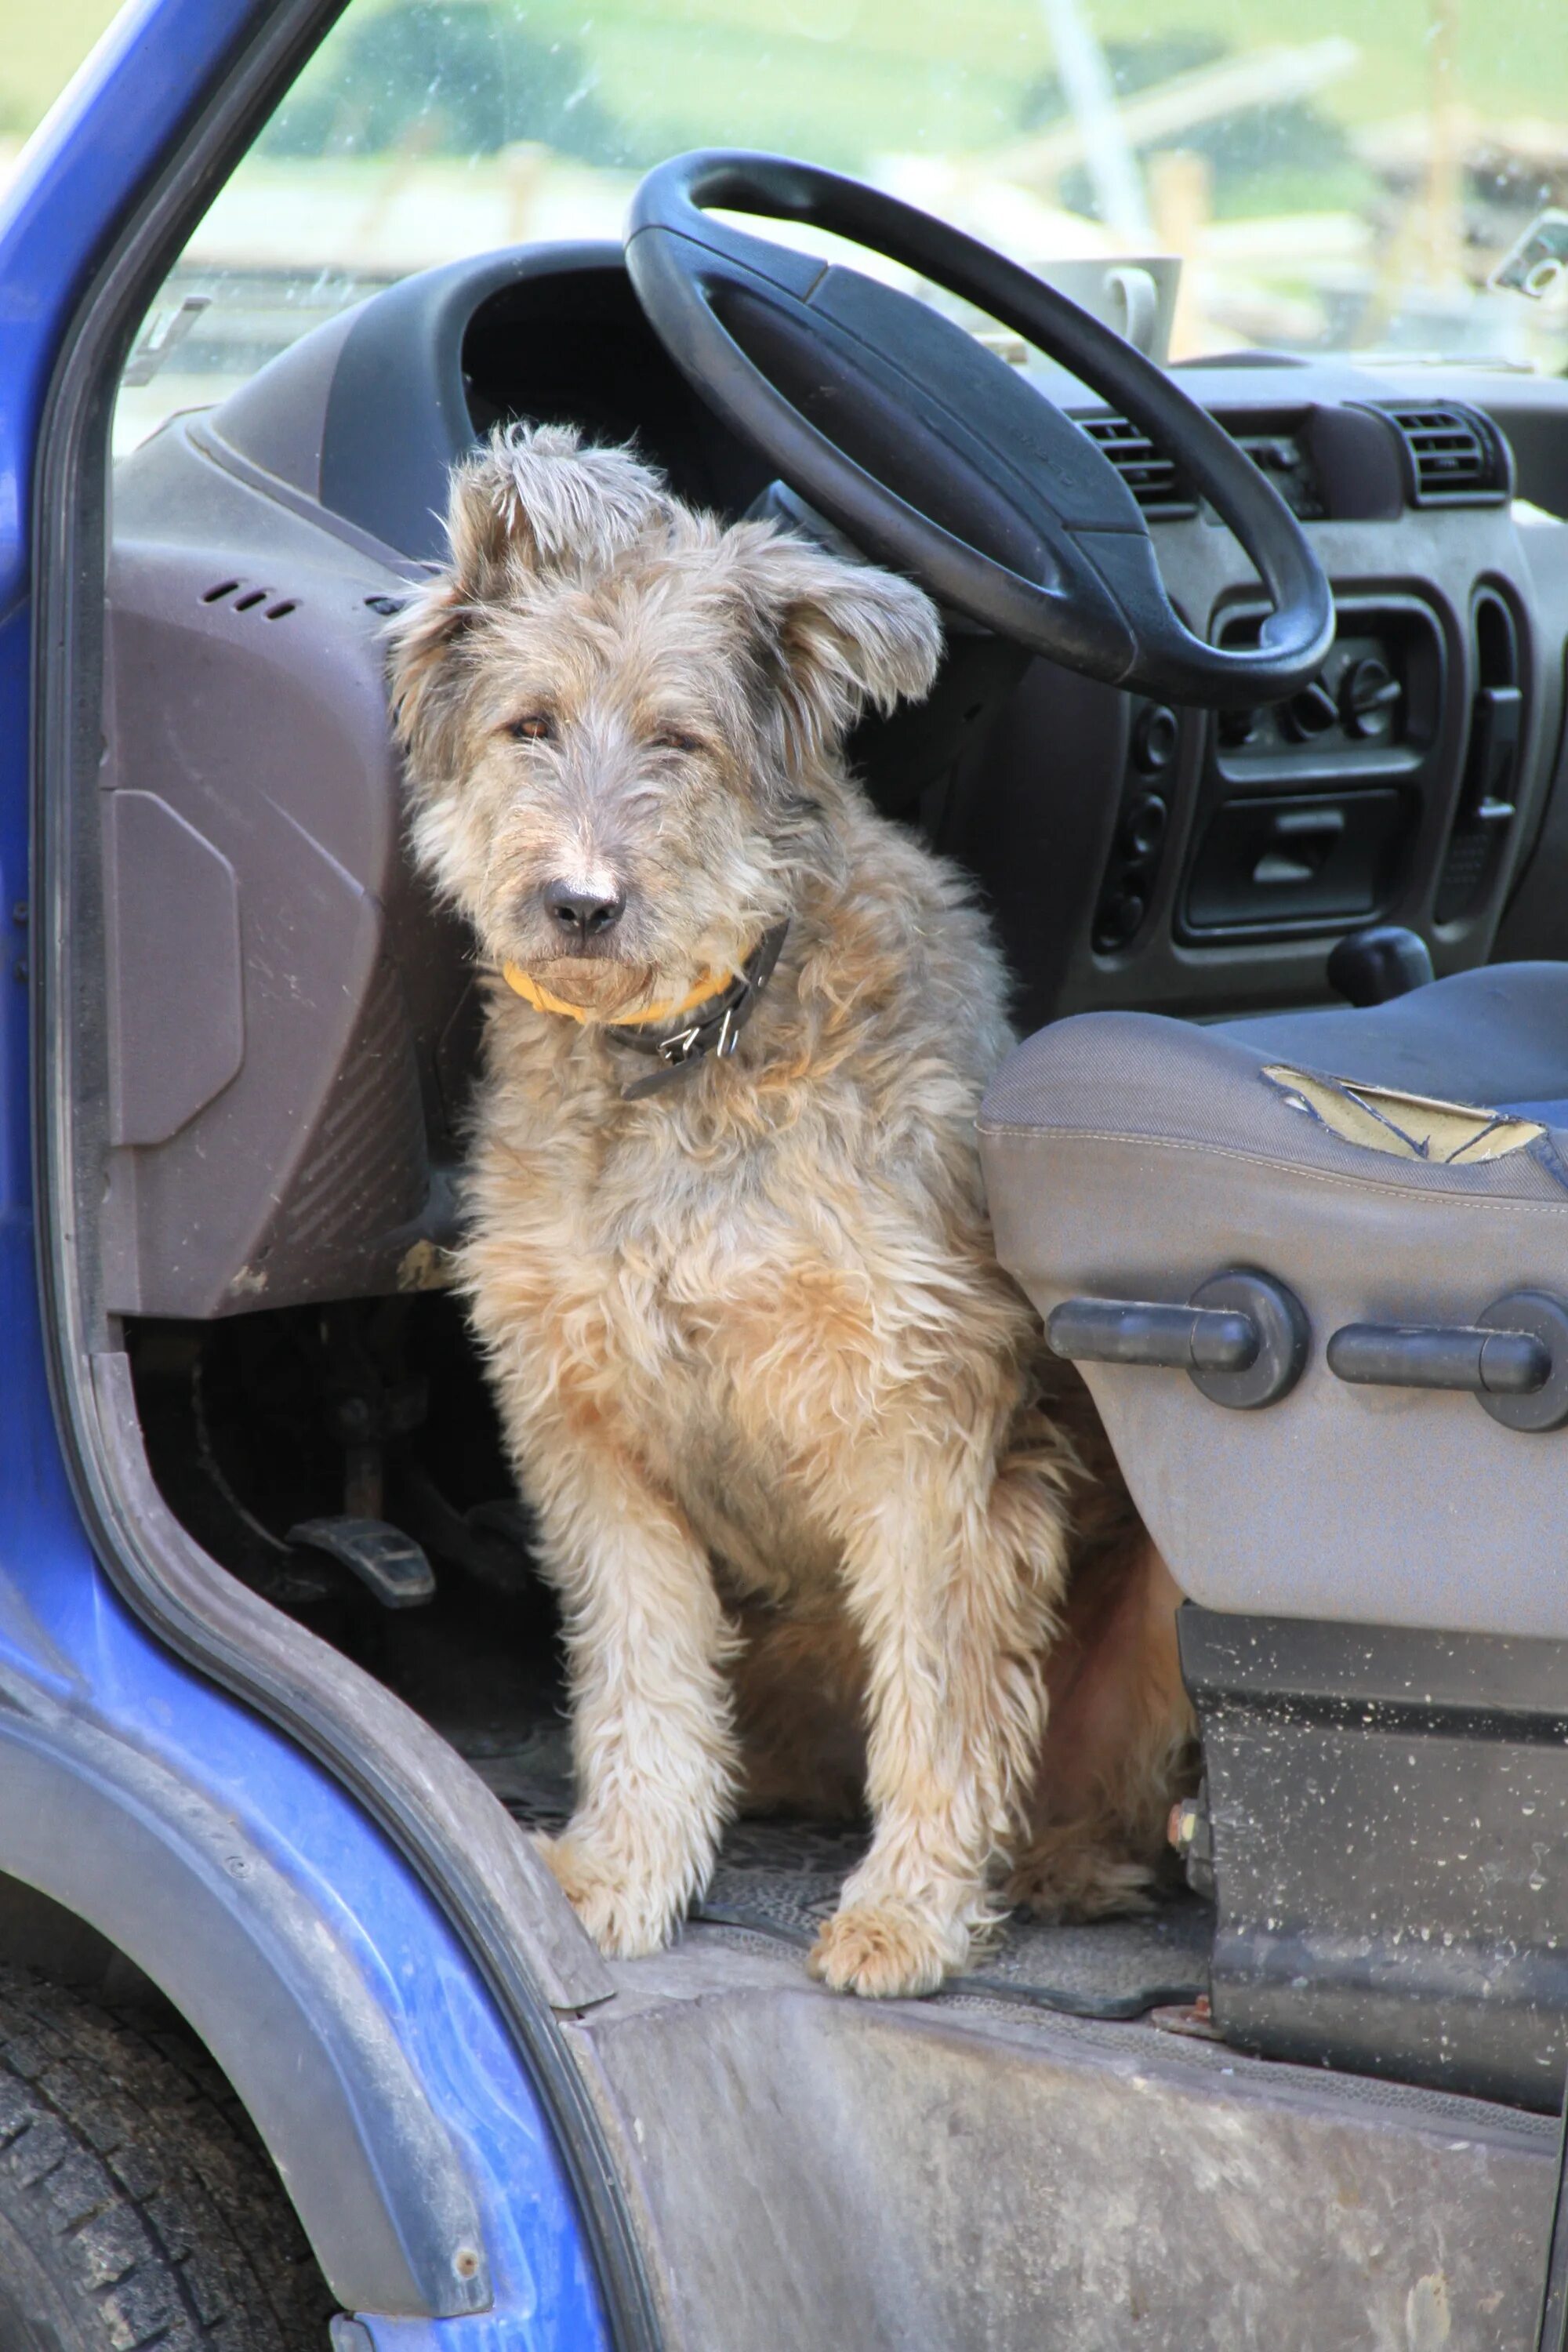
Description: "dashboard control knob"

(1218, 706), (1261, 749)
(1340, 655), (1402, 741)
(1282, 679), (1339, 741)
(1122, 793), (1168, 861)
(1094, 891), (1146, 953)
(1133, 704), (1179, 772)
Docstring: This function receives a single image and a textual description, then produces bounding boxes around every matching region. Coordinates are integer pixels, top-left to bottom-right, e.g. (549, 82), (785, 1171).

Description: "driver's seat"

(978, 960), (1568, 1639)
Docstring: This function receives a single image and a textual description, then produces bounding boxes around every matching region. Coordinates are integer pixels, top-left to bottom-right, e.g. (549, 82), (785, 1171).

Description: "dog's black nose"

(543, 879), (625, 939)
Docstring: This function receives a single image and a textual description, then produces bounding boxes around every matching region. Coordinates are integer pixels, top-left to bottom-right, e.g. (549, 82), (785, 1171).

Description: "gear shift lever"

(1327, 925), (1435, 1007)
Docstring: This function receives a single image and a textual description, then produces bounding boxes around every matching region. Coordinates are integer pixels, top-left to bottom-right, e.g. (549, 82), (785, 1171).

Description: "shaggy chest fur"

(461, 848), (1034, 1605)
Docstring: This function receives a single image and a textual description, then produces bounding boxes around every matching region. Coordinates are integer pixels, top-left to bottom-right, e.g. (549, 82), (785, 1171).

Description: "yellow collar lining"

(501, 960), (742, 1028)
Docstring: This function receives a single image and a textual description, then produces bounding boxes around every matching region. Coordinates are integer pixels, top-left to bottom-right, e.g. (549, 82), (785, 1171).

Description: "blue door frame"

(0, 8), (615, 2347)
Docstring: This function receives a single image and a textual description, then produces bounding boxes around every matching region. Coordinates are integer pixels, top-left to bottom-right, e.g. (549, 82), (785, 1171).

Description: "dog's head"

(389, 423), (942, 1019)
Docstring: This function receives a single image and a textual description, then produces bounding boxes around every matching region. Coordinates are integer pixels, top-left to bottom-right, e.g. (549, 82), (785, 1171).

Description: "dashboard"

(102, 239), (1568, 1323)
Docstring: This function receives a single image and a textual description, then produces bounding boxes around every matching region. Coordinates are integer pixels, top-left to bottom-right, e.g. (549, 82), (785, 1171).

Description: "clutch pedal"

(289, 1516), (437, 1608)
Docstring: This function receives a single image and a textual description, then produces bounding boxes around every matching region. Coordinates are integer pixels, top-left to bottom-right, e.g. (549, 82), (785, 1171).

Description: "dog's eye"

(507, 713), (554, 743)
(650, 726), (702, 756)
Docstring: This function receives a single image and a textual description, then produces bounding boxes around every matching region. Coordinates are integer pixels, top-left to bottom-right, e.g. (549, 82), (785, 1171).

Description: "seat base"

(1181, 1605), (1568, 2111)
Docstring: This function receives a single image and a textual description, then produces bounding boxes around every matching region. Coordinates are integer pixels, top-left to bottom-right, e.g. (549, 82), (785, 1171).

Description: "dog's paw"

(808, 1898), (967, 1998)
(536, 1831), (682, 1960)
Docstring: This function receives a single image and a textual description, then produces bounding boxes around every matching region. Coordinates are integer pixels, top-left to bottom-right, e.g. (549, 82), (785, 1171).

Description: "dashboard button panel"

(1177, 597), (1445, 943)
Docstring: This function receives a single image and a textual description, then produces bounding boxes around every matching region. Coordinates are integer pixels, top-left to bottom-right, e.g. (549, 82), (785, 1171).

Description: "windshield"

(112, 0), (1568, 452)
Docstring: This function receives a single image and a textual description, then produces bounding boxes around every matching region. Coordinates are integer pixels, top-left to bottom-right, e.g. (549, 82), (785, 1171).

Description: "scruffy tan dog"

(391, 422), (1191, 1997)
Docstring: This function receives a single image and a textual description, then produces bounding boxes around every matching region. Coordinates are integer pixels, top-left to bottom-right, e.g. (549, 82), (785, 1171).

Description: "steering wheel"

(625, 152), (1334, 706)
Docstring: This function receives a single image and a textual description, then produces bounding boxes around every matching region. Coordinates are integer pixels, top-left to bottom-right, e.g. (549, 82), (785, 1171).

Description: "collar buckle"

(713, 1004), (741, 1060)
(657, 1021), (708, 1069)
(615, 919), (789, 1102)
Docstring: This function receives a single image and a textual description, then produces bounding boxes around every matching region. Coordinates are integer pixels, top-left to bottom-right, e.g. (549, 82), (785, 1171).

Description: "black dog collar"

(612, 921), (790, 1101)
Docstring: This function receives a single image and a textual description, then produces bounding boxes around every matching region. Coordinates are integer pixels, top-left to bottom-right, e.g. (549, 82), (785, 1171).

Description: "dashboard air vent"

(1078, 416), (1197, 517)
(1378, 404), (1512, 507)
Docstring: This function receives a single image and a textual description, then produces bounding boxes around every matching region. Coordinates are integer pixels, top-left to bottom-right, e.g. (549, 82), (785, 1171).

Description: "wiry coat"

(390, 424), (1189, 1996)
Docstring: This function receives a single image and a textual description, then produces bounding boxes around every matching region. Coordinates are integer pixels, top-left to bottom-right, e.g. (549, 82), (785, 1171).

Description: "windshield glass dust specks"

(100, 0), (1568, 450)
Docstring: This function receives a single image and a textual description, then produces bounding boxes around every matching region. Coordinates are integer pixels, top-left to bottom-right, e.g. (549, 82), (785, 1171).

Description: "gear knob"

(1327, 925), (1434, 1007)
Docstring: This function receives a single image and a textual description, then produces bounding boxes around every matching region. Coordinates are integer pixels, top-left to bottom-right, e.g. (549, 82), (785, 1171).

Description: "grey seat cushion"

(977, 964), (1568, 1638)
(982, 963), (1568, 1211)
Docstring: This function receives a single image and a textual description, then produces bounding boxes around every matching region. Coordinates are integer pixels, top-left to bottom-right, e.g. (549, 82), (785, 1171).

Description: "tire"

(0, 1962), (333, 2352)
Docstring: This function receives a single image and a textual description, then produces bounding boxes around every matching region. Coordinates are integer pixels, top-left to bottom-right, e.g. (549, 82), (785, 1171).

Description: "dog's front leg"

(528, 1436), (739, 1959)
(811, 1446), (1061, 1998)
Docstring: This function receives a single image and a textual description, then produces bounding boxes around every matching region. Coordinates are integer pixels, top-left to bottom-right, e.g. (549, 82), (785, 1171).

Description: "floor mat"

(468, 1735), (1213, 2021)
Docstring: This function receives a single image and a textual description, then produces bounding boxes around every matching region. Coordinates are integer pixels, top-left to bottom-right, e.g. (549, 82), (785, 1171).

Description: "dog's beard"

(519, 952), (672, 1022)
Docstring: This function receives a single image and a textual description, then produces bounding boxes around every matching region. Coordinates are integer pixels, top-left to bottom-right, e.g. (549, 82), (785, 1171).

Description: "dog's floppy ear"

(389, 423), (670, 774)
(736, 528), (944, 771)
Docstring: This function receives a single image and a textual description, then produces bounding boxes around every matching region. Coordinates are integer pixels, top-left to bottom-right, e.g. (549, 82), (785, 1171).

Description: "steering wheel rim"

(625, 151), (1334, 706)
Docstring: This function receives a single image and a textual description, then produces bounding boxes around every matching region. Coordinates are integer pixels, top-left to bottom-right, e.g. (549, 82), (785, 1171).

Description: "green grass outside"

(5, 0), (1566, 176)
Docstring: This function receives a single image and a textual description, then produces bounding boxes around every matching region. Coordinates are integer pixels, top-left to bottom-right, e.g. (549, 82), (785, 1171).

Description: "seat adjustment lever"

(1048, 1269), (1308, 1410)
(1047, 1299), (1256, 1373)
(1327, 1323), (1548, 1395)
(1326, 1290), (1568, 1432)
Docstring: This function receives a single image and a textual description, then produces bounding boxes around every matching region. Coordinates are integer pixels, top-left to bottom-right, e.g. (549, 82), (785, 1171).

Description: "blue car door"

(0, 12), (644, 2350)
